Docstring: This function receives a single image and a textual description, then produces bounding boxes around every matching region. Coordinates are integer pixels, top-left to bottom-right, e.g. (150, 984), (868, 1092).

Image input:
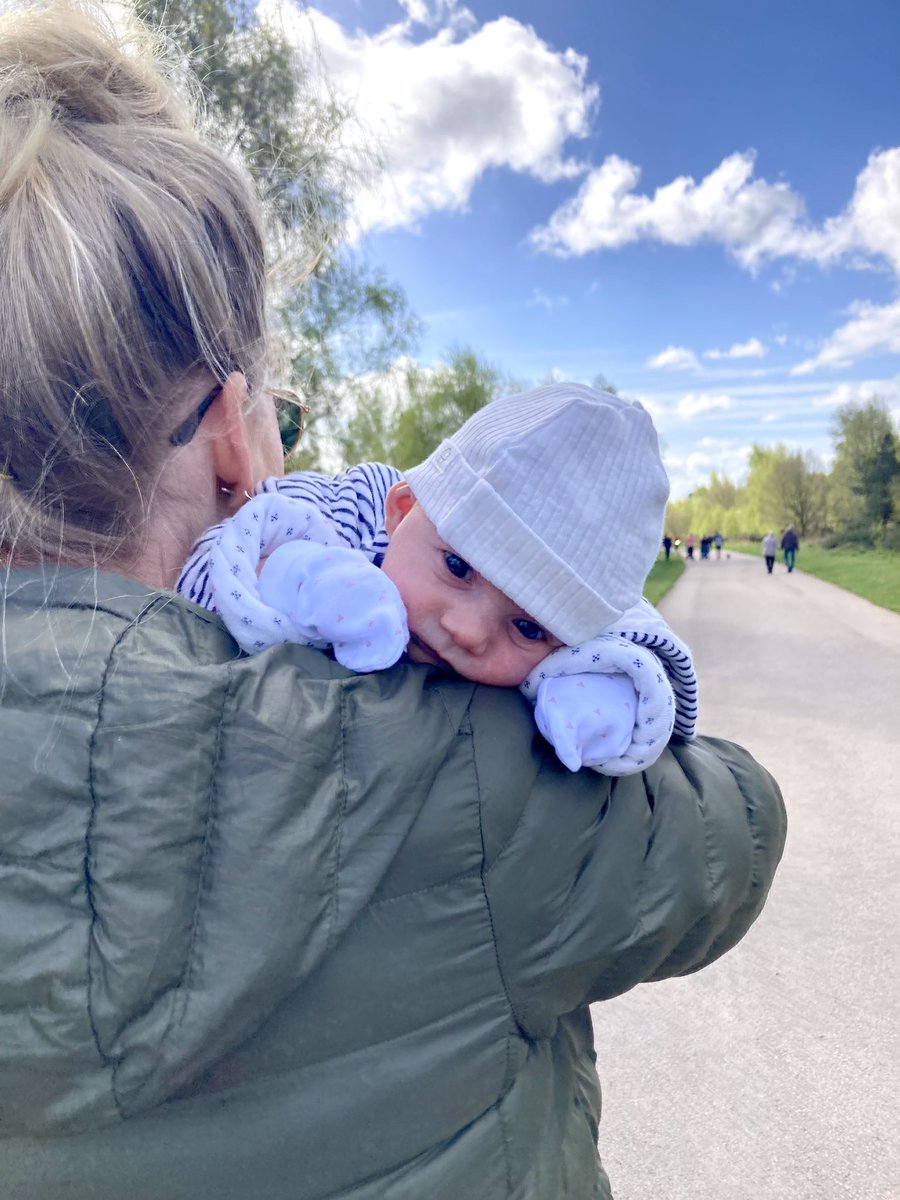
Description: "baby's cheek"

(508, 644), (554, 688)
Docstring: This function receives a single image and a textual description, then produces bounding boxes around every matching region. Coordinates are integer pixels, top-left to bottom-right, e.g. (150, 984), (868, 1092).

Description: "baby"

(178, 383), (698, 775)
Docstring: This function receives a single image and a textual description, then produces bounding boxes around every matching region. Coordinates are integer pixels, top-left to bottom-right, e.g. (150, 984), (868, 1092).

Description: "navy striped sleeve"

(256, 462), (402, 563)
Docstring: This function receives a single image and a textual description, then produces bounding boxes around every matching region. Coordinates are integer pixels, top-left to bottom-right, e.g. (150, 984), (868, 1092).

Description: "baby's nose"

(442, 606), (491, 654)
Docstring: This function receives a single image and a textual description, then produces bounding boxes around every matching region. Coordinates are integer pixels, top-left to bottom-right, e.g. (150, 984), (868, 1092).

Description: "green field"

(645, 554), (686, 606)
(728, 542), (900, 614)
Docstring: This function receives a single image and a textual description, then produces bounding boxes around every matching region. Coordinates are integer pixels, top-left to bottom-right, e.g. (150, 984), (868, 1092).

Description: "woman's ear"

(384, 481), (416, 535)
(204, 373), (281, 512)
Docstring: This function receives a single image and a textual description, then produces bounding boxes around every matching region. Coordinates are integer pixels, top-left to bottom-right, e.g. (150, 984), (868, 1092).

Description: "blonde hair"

(0, 2), (269, 560)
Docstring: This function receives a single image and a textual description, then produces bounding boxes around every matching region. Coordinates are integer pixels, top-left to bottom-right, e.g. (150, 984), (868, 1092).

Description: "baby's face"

(381, 490), (563, 687)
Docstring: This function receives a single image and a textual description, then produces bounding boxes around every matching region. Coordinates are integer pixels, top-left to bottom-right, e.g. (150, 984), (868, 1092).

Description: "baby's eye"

(512, 618), (546, 642)
(445, 552), (472, 580)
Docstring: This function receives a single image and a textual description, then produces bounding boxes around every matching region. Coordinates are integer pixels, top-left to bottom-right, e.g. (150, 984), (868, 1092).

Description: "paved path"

(592, 551), (900, 1200)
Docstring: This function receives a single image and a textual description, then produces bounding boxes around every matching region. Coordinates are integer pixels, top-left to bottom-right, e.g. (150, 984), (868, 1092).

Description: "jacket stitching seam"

(122, 659), (233, 1110)
(326, 682), (350, 953)
(675, 752), (718, 904)
(481, 749), (554, 876)
(84, 618), (139, 1122)
(168, 663), (230, 1026)
(369, 866), (483, 908)
(472, 727), (517, 1198)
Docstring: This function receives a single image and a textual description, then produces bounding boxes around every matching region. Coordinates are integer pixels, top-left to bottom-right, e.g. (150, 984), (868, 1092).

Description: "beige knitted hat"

(404, 383), (669, 645)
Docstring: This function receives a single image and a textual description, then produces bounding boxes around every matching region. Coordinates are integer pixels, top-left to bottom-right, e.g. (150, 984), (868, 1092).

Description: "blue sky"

(270, 0), (900, 496)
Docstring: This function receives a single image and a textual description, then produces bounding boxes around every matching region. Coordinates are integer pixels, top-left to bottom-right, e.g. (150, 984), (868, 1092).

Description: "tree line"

(666, 400), (900, 550)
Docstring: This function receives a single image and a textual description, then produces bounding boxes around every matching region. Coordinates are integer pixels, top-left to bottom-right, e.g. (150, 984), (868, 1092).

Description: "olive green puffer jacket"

(0, 567), (786, 1200)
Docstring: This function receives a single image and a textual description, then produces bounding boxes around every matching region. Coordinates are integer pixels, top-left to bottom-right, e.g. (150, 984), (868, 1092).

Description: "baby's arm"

(181, 491), (409, 670)
(520, 600), (698, 776)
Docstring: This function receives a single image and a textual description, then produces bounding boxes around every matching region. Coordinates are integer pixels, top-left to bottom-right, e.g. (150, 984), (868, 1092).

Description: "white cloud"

(663, 438), (753, 500)
(527, 287), (569, 311)
(529, 145), (900, 281)
(529, 151), (807, 264)
(675, 393), (735, 420)
(704, 337), (766, 360)
(791, 298), (900, 374)
(806, 147), (900, 275)
(810, 375), (900, 410)
(647, 345), (700, 371)
(268, 3), (599, 232)
(398, 0), (476, 32)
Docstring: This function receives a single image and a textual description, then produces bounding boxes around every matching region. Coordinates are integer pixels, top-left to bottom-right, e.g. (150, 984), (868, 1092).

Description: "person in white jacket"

(179, 385), (699, 776)
(762, 531), (778, 574)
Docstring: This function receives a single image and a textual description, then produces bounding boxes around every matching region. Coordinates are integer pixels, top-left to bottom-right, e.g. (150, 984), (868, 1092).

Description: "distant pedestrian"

(762, 532), (777, 574)
(663, 534), (673, 561)
(713, 531), (724, 559)
(781, 526), (799, 572)
(700, 535), (711, 560)
(685, 532), (697, 560)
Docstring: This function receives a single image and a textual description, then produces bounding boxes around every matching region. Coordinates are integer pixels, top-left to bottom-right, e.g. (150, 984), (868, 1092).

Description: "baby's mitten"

(206, 491), (407, 668)
(534, 674), (638, 772)
(521, 634), (677, 775)
(258, 541), (408, 672)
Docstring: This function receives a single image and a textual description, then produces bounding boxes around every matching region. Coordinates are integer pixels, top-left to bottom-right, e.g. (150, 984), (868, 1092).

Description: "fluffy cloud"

(675, 393), (735, 420)
(791, 299), (900, 374)
(529, 146), (900, 281)
(647, 345), (700, 371)
(704, 337), (766, 360)
(806, 147), (900, 276)
(529, 151), (806, 264)
(810, 376), (900, 410)
(268, 2), (599, 232)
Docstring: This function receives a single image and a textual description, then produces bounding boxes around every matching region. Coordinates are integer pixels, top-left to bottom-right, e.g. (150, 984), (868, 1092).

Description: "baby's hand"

(258, 541), (409, 672)
(534, 673), (638, 772)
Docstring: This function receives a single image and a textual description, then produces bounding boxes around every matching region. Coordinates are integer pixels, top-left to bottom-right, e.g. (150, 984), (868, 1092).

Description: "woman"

(0, 7), (786, 1198)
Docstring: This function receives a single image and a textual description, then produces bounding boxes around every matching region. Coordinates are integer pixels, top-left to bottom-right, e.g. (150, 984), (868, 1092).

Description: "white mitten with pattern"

(258, 541), (408, 671)
(534, 673), (638, 772)
(521, 635), (677, 775)
(207, 491), (408, 669)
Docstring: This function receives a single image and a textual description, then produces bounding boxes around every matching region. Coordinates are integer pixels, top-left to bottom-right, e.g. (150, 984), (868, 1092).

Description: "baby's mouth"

(407, 633), (456, 674)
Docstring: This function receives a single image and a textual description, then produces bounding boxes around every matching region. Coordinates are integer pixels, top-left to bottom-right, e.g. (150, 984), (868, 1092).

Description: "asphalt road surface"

(592, 550), (900, 1200)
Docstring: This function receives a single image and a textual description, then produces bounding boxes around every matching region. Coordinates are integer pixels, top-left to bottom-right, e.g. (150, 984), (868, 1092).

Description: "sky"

(265, 0), (900, 497)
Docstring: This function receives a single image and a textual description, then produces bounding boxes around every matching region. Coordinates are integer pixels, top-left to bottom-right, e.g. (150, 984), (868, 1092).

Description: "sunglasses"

(170, 383), (309, 455)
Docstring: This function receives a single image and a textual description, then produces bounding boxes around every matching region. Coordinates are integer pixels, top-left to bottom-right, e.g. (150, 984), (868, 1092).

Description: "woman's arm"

(474, 696), (786, 1039)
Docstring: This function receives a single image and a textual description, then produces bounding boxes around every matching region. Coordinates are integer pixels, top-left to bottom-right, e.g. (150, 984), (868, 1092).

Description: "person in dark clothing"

(781, 526), (800, 572)
(663, 533), (673, 560)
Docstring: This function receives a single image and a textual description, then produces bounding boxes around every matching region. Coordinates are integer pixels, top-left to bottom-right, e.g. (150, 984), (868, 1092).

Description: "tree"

(135, 0), (420, 464)
(742, 444), (788, 533)
(768, 451), (829, 537)
(830, 400), (900, 542)
(339, 348), (504, 469)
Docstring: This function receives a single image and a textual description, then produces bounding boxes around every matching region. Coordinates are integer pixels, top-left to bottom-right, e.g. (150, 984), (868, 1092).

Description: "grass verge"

(728, 542), (900, 613)
(645, 554), (686, 606)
